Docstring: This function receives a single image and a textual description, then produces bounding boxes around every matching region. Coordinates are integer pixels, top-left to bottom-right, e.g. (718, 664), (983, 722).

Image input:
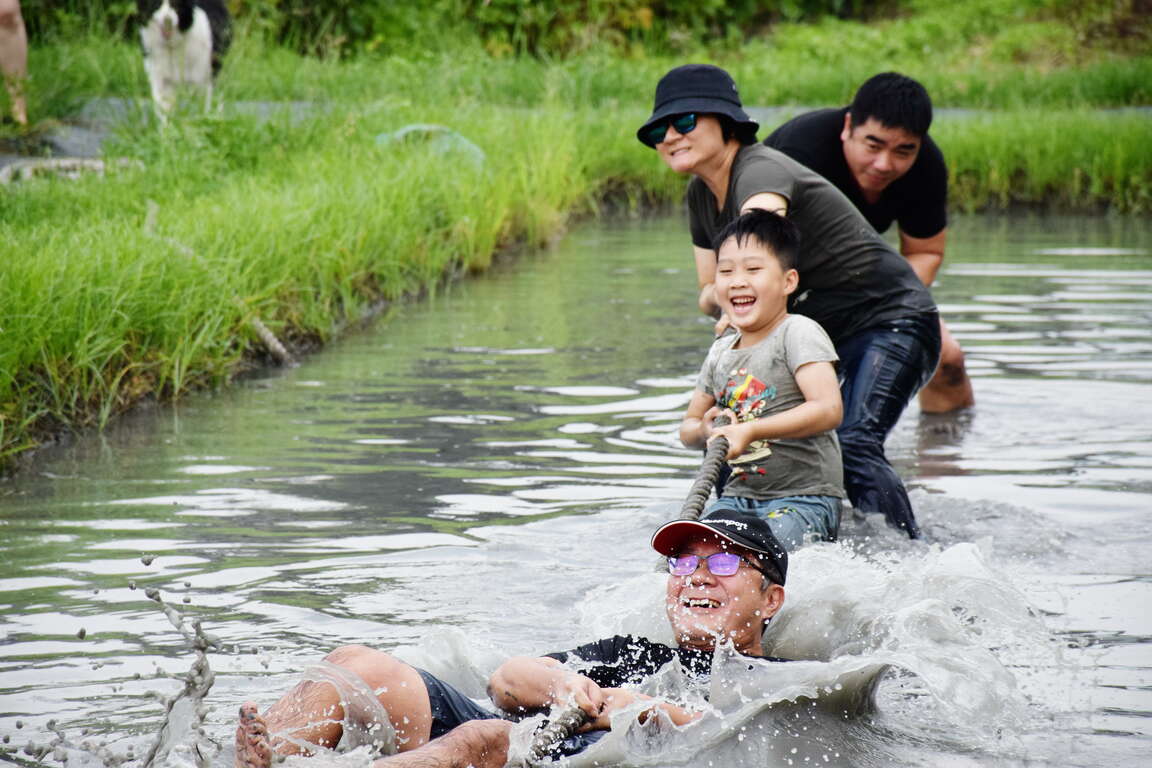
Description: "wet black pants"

(835, 312), (941, 539)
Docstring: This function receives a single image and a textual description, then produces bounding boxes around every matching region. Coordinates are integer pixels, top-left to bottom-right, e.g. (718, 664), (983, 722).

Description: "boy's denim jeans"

(706, 495), (843, 551)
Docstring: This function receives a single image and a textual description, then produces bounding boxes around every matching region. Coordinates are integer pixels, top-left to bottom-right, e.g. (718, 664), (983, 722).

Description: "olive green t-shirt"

(687, 144), (936, 343)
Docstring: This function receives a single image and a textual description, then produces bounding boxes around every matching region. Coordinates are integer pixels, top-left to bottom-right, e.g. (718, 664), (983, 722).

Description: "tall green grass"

(0, 98), (671, 468)
(939, 112), (1152, 213)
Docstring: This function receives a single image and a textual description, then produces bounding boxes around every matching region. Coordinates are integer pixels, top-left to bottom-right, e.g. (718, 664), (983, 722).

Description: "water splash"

(565, 539), (1048, 765)
(0, 588), (225, 768)
(137, 588), (222, 768)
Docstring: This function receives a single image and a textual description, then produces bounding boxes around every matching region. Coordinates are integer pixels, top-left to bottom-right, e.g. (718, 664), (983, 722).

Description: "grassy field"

(1, 0), (1149, 472)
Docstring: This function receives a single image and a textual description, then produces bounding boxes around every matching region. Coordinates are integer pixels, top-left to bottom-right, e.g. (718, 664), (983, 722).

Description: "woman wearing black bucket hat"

(639, 64), (942, 541)
(636, 64), (760, 148)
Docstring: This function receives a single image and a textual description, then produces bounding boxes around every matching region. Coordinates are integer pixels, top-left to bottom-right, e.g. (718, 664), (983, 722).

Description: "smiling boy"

(679, 209), (844, 549)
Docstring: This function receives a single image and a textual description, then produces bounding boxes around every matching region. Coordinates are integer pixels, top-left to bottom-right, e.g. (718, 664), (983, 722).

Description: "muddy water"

(1, 213), (1150, 767)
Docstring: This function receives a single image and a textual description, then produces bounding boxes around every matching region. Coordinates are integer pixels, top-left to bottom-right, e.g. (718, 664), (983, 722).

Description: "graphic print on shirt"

(718, 368), (776, 475)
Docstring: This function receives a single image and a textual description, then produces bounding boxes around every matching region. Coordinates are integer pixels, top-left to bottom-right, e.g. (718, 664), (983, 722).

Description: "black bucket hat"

(651, 511), (788, 585)
(637, 64), (760, 148)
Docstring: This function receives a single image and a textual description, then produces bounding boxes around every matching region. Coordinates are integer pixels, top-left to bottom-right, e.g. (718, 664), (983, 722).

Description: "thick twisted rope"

(679, 434), (729, 520)
(679, 413), (732, 520)
(521, 705), (591, 765)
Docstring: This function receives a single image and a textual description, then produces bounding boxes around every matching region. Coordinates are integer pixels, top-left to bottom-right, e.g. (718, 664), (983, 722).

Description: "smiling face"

(839, 114), (922, 201)
(655, 114), (730, 176)
(714, 236), (798, 345)
(664, 535), (784, 656)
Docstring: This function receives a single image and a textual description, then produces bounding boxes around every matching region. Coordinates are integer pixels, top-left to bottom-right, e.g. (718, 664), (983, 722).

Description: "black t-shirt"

(544, 634), (787, 689)
(764, 107), (948, 238)
(686, 144), (936, 343)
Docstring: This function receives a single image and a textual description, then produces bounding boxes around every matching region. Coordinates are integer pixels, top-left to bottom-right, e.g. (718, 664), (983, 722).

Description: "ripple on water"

(2, 214), (1150, 766)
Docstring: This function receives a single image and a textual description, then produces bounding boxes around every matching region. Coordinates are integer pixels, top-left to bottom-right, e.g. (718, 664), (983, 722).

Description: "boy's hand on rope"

(705, 408), (746, 458)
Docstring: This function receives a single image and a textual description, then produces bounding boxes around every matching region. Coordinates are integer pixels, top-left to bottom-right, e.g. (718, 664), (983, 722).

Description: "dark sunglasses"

(645, 113), (698, 146)
(667, 551), (765, 578)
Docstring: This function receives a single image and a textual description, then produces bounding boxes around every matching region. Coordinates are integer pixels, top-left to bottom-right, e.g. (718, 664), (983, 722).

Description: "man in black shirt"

(235, 513), (790, 768)
(765, 73), (974, 413)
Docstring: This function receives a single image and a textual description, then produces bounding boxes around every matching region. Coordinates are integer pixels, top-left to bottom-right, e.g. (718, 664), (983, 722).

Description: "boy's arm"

(680, 390), (720, 450)
(710, 360), (842, 459)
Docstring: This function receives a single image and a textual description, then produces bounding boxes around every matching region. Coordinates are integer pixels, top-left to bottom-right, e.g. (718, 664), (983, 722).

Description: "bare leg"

(236, 704), (511, 768)
(918, 318), (974, 413)
(0, 0), (26, 126)
(257, 645), (436, 756)
(380, 719), (511, 768)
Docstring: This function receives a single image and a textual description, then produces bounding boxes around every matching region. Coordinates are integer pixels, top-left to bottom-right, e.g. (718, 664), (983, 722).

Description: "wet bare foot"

(235, 702), (274, 768)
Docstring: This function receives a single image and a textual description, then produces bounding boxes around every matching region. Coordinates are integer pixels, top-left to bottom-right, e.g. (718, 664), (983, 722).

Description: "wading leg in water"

(917, 321), (974, 413)
(233, 644), (512, 768)
(235, 705), (511, 768)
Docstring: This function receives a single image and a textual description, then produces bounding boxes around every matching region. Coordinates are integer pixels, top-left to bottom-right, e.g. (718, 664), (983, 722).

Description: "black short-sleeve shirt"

(544, 634), (787, 689)
(765, 107), (948, 239)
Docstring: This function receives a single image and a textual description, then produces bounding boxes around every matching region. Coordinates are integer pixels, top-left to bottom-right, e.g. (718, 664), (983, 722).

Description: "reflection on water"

(1, 213), (1150, 767)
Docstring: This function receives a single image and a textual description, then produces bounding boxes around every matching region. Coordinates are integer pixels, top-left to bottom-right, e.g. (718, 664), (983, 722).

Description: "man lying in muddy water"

(235, 511), (789, 768)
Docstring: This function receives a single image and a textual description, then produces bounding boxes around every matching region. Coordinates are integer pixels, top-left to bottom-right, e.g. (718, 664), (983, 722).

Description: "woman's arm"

(740, 192), (789, 216)
(693, 245), (721, 318)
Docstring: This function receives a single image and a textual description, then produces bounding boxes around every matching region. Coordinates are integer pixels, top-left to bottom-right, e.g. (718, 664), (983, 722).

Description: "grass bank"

(2, 0), (1149, 472)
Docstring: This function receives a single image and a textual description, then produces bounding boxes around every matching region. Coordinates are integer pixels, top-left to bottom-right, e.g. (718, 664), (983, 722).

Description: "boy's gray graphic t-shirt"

(697, 314), (845, 499)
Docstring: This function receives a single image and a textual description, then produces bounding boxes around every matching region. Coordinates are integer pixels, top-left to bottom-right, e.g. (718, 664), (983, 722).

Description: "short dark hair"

(849, 72), (933, 137)
(715, 114), (755, 146)
(712, 209), (800, 271)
